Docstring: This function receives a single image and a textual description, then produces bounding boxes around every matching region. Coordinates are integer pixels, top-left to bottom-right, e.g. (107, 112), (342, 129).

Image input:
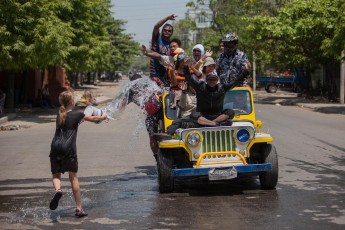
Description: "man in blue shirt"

(150, 14), (177, 87)
(216, 32), (251, 86)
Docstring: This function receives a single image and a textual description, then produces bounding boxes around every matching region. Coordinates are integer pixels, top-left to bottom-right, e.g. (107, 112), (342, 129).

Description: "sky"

(110, 0), (191, 48)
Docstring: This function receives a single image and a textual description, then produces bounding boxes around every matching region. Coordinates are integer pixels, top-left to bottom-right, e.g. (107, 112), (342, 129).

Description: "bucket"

(84, 105), (104, 123)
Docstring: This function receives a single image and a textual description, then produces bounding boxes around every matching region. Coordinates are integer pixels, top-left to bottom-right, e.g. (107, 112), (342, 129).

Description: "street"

(0, 84), (345, 229)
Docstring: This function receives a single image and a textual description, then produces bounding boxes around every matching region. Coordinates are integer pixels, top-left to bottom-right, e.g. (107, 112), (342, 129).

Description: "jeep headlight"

(186, 131), (202, 147)
(235, 129), (251, 143)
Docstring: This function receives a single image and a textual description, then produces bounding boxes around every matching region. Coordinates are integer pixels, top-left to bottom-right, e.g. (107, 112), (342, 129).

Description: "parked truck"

(257, 71), (309, 93)
(256, 75), (295, 93)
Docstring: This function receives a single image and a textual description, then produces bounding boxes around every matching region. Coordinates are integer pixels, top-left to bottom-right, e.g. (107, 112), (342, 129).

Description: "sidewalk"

(254, 90), (345, 115)
(0, 81), (121, 128)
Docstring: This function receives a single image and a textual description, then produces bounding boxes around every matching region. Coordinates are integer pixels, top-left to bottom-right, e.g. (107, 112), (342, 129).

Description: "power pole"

(341, 51), (345, 104)
(252, 51), (256, 92)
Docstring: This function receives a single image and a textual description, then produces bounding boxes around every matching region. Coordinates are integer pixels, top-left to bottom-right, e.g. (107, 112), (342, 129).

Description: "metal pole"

(340, 51), (345, 104)
(252, 51), (256, 92)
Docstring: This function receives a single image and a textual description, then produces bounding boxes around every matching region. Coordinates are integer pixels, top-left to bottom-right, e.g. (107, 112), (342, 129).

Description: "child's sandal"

(49, 190), (62, 210)
(75, 208), (88, 218)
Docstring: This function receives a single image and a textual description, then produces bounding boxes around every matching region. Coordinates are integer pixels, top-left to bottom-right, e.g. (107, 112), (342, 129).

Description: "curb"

(0, 113), (16, 125)
(255, 100), (345, 115)
(0, 98), (113, 126)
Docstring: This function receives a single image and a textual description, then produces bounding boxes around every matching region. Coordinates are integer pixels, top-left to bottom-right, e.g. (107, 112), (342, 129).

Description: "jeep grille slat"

(202, 130), (236, 153)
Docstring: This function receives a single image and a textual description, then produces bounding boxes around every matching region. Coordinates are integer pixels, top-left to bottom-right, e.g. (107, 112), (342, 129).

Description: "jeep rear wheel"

(157, 149), (174, 193)
(259, 144), (278, 189)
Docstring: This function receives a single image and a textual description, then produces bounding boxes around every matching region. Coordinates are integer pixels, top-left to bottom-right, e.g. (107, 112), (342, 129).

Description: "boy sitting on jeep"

(165, 57), (247, 136)
(184, 57), (246, 127)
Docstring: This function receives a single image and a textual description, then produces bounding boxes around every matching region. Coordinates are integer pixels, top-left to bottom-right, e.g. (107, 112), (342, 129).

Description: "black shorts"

(50, 156), (78, 174)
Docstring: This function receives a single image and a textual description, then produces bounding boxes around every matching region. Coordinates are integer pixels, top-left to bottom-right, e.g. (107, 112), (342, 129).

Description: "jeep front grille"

(201, 130), (236, 153)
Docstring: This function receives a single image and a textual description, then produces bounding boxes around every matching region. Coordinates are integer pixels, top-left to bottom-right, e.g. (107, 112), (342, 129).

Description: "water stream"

(102, 78), (162, 119)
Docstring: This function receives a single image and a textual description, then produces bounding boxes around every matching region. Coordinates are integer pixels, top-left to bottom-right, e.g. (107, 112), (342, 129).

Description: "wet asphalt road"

(1, 90), (345, 229)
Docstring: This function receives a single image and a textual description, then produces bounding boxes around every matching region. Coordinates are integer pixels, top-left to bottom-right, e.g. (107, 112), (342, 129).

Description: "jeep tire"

(266, 84), (277, 93)
(157, 149), (174, 193)
(259, 144), (278, 189)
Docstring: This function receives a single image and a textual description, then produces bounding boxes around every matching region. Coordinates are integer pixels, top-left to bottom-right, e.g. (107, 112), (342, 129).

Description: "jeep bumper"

(172, 163), (272, 177)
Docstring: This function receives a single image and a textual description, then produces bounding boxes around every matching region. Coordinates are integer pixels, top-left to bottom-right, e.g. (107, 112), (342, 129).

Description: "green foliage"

(321, 0), (345, 58)
(106, 13), (140, 71)
(0, 0), (140, 73)
(0, 0), (74, 70)
(246, 0), (340, 69)
(62, 0), (114, 72)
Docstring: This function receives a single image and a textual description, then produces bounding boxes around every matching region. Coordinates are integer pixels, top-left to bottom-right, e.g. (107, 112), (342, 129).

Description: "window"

(198, 15), (206, 23)
(223, 90), (252, 115)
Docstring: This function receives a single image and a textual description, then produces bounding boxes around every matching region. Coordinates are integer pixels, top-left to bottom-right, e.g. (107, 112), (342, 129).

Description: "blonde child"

(49, 90), (107, 217)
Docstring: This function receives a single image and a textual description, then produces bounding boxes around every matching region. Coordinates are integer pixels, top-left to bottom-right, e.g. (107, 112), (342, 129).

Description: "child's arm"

(184, 58), (200, 90)
(189, 64), (202, 78)
(167, 63), (177, 85)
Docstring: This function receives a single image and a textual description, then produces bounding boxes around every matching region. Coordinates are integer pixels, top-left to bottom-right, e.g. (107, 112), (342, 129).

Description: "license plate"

(208, 167), (237, 181)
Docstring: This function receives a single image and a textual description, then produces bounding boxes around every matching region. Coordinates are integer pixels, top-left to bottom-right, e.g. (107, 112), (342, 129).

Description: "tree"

(246, 0), (341, 99)
(0, 0), (74, 70)
(0, 0), (141, 107)
(106, 18), (140, 72)
(321, 0), (345, 57)
(62, 0), (111, 73)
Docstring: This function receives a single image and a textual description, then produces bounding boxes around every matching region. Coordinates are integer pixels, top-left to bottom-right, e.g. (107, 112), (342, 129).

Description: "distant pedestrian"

(49, 90), (107, 217)
(41, 84), (54, 108)
(81, 91), (109, 124)
(76, 90), (97, 107)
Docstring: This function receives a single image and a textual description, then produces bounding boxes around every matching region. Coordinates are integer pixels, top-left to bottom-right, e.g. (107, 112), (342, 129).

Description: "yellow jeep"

(156, 86), (278, 193)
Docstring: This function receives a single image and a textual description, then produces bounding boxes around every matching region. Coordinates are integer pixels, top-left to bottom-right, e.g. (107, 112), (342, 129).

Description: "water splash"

(103, 78), (162, 119)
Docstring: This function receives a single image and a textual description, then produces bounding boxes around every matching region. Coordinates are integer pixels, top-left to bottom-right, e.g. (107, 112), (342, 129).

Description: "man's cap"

(203, 57), (216, 67)
(222, 32), (239, 42)
(206, 70), (219, 80)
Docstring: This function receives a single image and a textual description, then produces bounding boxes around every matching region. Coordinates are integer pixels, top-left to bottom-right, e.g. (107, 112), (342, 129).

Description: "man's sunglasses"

(163, 29), (173, 33)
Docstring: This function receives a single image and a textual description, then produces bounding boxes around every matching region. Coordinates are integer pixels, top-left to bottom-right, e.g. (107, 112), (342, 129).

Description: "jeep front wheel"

(157, 149), (174, 193)
(259, 144), (278, 189)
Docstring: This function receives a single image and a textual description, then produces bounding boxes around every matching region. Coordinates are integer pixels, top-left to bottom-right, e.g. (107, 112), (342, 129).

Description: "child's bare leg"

(68, 172), (82, 210)
(52, 173), (62, 191)
(50, 173), (63, 210)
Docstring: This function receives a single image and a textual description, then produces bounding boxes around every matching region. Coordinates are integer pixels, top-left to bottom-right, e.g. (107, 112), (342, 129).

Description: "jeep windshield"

(223, 90), (252, 115)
